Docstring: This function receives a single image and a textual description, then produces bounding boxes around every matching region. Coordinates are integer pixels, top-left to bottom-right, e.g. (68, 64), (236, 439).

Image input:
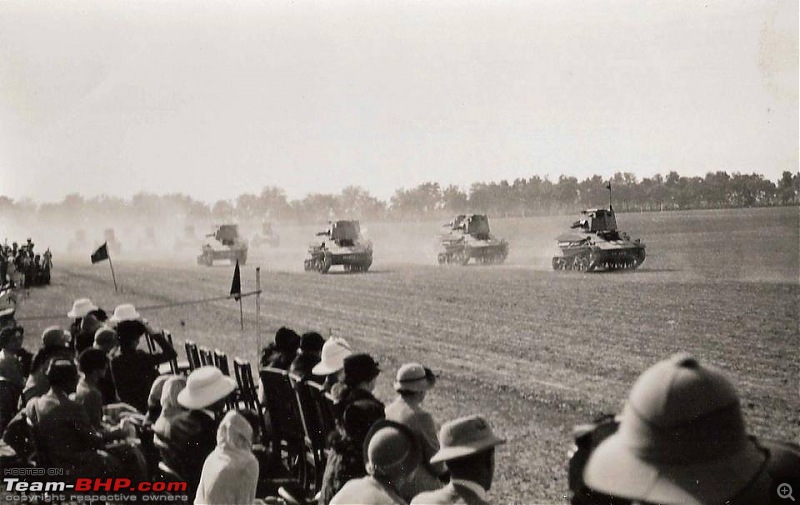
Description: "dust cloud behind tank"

(197, 224), (249, 266)
(303, 220), (373, 273)
(437, 214), (509, 265)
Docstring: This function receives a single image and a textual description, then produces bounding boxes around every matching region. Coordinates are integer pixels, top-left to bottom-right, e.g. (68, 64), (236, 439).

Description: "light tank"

(197, 224), (248, 266)
(437, 214), (509, 265)
(552, 194), (645, 272)
(303, 220), (372, 273)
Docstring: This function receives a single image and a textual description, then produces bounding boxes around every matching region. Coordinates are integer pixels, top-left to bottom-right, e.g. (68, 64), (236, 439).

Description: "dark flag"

(230, 260), (241, 301)
(91, 242), (109, 264)
(605, 181), (612, 190)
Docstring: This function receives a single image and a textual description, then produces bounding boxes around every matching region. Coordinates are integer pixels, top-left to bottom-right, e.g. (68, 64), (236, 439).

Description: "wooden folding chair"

(199, 347), (214, 367)
(260, 367), (307, 491)
(184, 341), (202, 371)
(290, 374), (335, 496)
(213, 349), (231, 376)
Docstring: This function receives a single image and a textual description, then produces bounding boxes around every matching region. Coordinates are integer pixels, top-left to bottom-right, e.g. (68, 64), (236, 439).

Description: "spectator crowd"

(0, 238), (52, 289)
(0, 294), (797, 505)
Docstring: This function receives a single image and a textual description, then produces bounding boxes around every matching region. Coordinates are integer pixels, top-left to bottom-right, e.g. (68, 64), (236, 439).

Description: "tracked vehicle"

(437, 214), (509, 265)
(304, 220), (372, 273)
(552, 189), (645, 271)
(197, 224), (248, 266)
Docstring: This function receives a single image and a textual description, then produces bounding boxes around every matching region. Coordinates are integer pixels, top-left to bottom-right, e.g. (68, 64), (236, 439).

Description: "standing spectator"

(155, 366), (237, 497)
(194, 410), (261, 505)
(583, 353), (800, 504)
(330, 420), (420, 505)
(289, 331), (325, 381)
(411, 415), (506, 505)
(110, 304), (177, 413)
(23, 326), (72, 403)
(260, 327), (301, 370)
(386, 363), (446, 499)
(312, 337), (352, 393)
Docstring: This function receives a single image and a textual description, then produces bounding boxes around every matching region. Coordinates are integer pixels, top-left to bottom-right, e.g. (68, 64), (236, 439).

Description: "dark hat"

(343, 399), (385, 443)
(46, 359), (79, 386)
(343, 353), (380, 386)
(274, 327), (300, 352)
(583, 353), (766, 505)
(299, 331), (324, 354)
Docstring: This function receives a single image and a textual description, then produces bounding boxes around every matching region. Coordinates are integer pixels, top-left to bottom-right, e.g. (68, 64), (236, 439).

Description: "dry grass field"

(14, 206), (799, 503)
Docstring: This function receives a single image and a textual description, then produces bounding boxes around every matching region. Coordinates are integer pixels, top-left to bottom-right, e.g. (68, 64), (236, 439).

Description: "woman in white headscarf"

(194, 410), (261, 505)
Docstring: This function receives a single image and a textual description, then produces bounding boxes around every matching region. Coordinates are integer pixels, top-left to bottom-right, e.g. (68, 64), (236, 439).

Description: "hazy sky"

(0, 0), (796, 204)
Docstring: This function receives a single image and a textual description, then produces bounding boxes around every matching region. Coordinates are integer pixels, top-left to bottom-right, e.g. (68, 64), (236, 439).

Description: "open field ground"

(13, 207), (800, 503)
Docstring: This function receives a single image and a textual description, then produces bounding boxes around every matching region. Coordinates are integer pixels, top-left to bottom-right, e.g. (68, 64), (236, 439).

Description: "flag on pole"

(605, 181), (612, 190)
(230, 260), (241, 301)
(91, 243), (109, 264)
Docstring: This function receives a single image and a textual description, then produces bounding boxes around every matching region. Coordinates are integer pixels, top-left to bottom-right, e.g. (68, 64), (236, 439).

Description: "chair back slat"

(213, 350), (230, 376)
(199, 347), (214, 367)
(185, 341), (201, 371)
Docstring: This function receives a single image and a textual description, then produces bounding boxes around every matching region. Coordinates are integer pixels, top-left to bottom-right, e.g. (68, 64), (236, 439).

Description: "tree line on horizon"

(2, 170), (798, 226)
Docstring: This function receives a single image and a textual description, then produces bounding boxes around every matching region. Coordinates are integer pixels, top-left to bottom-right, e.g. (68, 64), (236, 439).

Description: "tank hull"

(197, 244), (248, 266)
(552, 239), (645, 272)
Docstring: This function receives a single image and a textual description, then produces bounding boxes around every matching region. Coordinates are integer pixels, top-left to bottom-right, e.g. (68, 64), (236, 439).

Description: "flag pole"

(107, 251), (118, 293)
(255, 267), (261, 360)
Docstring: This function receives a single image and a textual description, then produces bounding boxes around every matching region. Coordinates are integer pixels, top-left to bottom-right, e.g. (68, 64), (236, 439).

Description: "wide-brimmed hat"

(363, 419), (421, 478)
(430, 414), (506, 464)
(109, 304), (142, 323)
(394, 362), (437, 393)
(177, 366), (237, 410)
(583, 353), (766, 505)
(343, 353), (380, 386)
(312, 337), (352, 375)
(41, 326), (70, 348)
(67, 298), (99, 319)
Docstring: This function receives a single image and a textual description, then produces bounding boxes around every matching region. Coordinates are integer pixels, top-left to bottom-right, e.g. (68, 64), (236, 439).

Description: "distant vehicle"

(103, 228), (122, 256)
(304, 220), (372, 273)
(552, 186), (645, 272)
(197, 224), (248, 266)
(251, 221), (280, 248)
(437, 214), (509, 265)
(67, 229), (88, 254)
(174, 225), (201, 252)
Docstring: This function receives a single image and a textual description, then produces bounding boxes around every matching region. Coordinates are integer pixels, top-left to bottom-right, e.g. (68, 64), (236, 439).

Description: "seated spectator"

(289, 331), (325, 381)
(154, 366), (237, 497)
(75, 348), (147, 481)
(74, 348), (138, 435)
(330, 419), (420, 505)
(67, 298), (99, 350)
(195, 410), (261, 505)
(319, 399), (386, 504)
(23, 326), (73, 403)
(24, 359), (117, 477)
(335, 353), (383, 417)
(0, 326), (25, 432)
(153, 375), (187, 436)
(583, 353), (800, 505)
(312, 337), (352, 393)
(411, 414), (505, 505)
(93, 327), (120, 405)
(146, 375), (173, 425)
(260, 326), (301, 370)
(109, 304), (177, 413)
(75, 313), (103, 355)
(386, 363), (446, 499)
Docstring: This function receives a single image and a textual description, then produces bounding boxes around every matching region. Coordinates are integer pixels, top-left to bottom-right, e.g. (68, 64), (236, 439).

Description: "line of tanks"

(192, 203), (645, 273)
